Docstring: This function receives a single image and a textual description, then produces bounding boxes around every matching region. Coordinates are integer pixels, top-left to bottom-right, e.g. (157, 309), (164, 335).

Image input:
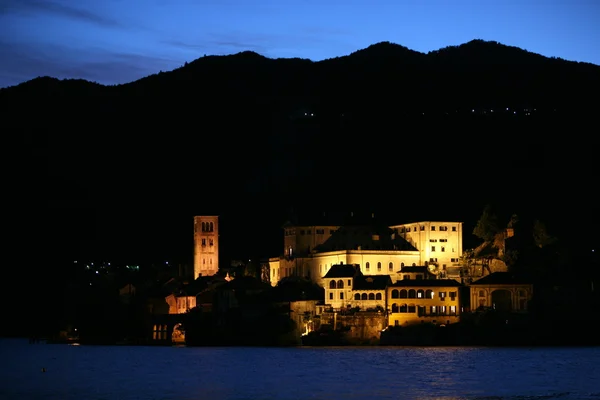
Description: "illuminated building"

(322, 263), (462, 326)
(387, 279), (462, 326)
(469, 272), (533, 312)
(267, 212), (464, 287)
(193, 216), (219, 278)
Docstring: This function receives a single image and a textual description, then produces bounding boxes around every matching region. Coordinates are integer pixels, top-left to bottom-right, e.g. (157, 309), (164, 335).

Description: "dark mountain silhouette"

(4, 39), (599, 266)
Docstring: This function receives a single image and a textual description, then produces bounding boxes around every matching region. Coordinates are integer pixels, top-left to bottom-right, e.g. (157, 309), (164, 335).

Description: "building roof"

(314, 225), (417, 252)
(268, 277), (325, 302)
(390, 279), (463, 288)
(353, 275), (392, 290)
(471, 272), (532, 285)
(323, 264), (363, 279)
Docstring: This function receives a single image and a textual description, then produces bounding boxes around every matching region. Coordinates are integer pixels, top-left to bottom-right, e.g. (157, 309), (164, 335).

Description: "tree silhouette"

(472, 204), (500, 242)
(532, 219), (556, 248)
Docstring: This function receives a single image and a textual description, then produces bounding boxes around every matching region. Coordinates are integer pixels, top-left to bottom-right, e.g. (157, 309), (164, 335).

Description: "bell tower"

(193, 216), (219, 278)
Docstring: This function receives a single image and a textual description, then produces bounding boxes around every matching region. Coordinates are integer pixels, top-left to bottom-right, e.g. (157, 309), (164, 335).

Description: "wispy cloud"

(166, 36), (270, 56)
(0, 40), (179, 87)
(164, 29), (353, 60)
(0, 0), (123, 28)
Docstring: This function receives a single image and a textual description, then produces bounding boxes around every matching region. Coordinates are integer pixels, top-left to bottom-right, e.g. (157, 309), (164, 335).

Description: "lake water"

(2, 338), (599, 400)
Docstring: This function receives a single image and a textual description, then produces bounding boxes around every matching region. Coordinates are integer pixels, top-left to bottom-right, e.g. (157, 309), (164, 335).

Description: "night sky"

(1, 0), (599, 88)
(6, 0), (600, 270)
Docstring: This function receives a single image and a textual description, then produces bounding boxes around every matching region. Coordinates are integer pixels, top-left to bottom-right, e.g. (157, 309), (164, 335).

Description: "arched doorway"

(171, 323), (185, 344)
(491, 289), (512, 311)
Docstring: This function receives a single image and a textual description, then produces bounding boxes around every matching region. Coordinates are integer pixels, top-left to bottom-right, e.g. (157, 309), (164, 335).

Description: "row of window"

(328, 291), (458, 302)
(354, 293), (383, 300)
(390, 304), (457, 315)
(286, 225), (458, 236)
(285, 229), (336, 236)
(431, 246), (453, 252)
(199, 222), (215, 232)
(390, 289), (457, 300)
(152, 325), (168, 340)
(399, 225), (456, 233)
(320, 262), (420, 276)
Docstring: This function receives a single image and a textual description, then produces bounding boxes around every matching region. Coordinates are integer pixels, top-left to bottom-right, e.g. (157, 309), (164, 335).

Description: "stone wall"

(319, 312), (387, 344)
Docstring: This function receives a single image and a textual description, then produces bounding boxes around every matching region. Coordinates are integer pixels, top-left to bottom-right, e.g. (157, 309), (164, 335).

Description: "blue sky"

(1, 0), (599, 88)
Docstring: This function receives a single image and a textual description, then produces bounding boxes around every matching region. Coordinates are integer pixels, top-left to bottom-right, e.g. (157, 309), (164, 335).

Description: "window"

(209, 239), (214, 246)
(452, 226), (457, 231)
(431, 226), (436, 231)
(201, 239), (206, 246)
(366, 262), (370, 270)
(431, 246), (436, 252)
(376, 293), (382, 300)
(329, 293), (333, 300)
(340, 292), (344, 299)
(354, 293), (360, 300)
(377, 262), (382, 271)
(388, 262), (393, 271)
(348, 279), (352, 286)
(441, 247), (445, 252)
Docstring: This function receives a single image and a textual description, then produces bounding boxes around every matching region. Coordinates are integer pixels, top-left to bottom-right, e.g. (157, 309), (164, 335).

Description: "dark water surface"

(2, 338), (599, 400)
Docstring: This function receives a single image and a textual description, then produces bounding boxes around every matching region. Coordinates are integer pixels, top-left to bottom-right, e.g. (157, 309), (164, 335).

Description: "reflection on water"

(1, 338), (599, 400)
